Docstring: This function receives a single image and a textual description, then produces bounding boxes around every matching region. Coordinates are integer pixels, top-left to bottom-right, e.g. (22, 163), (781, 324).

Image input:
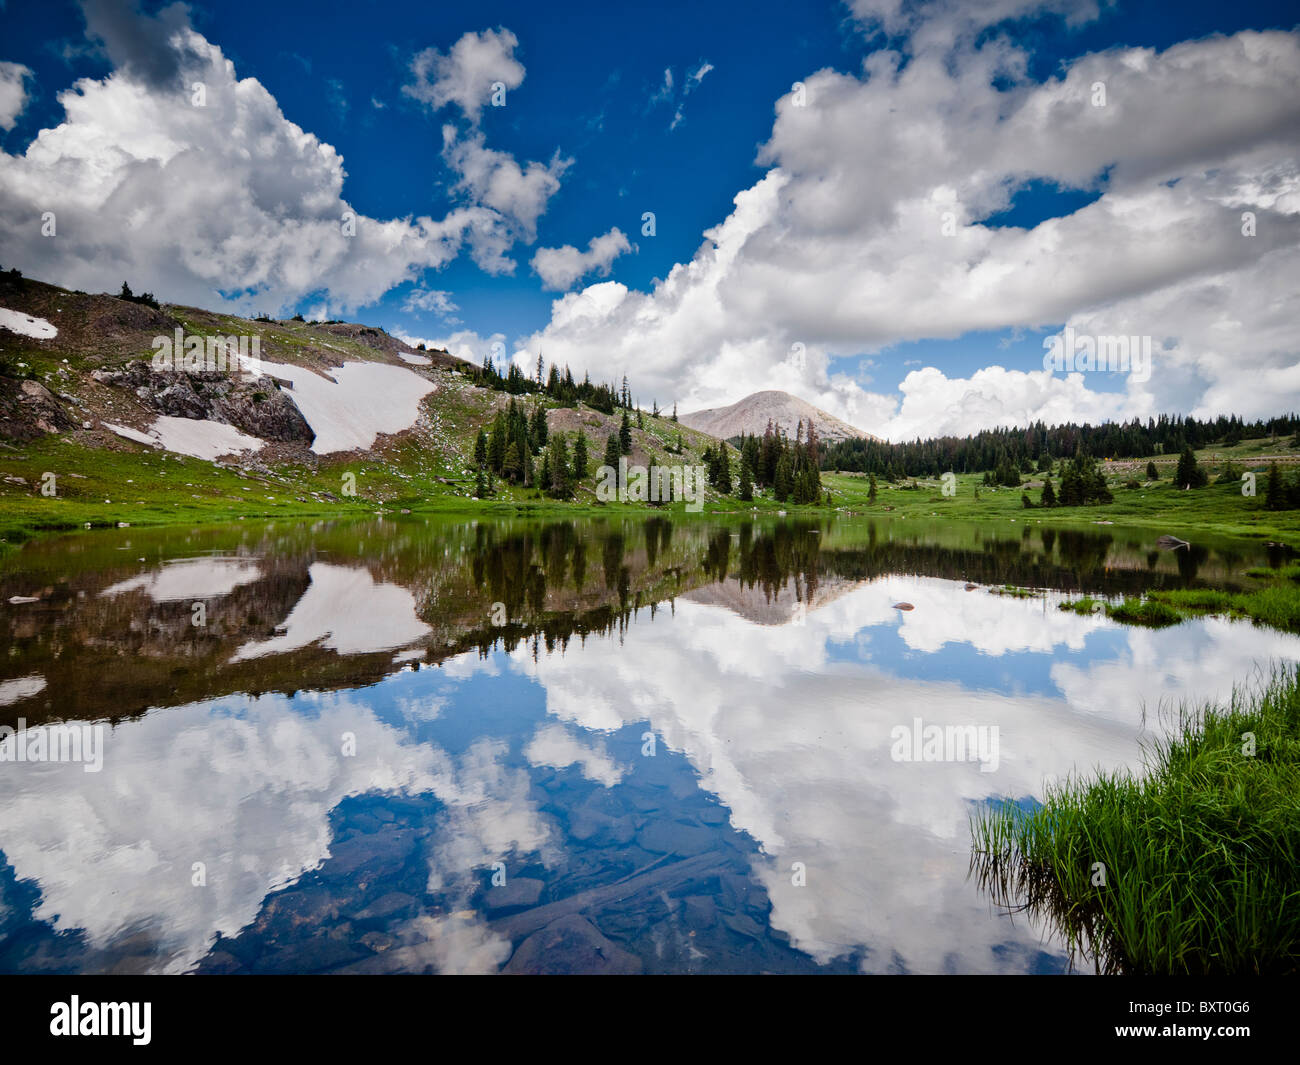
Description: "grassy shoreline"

(971, 665), (1300, 975)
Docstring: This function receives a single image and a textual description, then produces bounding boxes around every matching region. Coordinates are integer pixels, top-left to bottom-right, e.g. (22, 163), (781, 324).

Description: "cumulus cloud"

(0, 61), (32, 131)
(441, 126), (571, 273)
(530, 226), (631, 290)
(517, 22), (1300, 439)
(403, 27), (525, 125)
(0, 13), (565, 315)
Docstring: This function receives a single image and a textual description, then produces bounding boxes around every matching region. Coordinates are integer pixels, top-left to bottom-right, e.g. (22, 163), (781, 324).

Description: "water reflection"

(0, 515), (1296, 973)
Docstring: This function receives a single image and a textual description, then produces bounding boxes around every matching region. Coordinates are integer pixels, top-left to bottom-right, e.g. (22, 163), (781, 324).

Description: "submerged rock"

(503, 915), (642, 975)
(484, 877), (545, 915)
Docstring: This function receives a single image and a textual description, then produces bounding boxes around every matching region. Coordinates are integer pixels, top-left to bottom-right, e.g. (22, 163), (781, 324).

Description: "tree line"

(820, 413), (1300, 478)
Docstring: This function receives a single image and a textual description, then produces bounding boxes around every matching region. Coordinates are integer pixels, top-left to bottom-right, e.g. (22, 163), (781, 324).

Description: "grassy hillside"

(0, 271), (742, 549)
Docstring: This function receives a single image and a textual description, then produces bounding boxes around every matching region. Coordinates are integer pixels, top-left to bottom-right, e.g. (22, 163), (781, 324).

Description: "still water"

(1, 514), (1296, 974)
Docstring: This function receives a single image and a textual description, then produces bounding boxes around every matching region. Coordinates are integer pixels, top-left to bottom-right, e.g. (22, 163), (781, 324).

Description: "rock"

(198, 950), (242, 974)
(637, 820), (715, 858)
(893, 602), (914, 611)
(484, 877), (545, 915)
(360, 931), (397, 953)
(722, 911), (765, 940)
(353, 891), (417, 923)
(682, 895), (719, 928)
(964, 584), (978, 591)
(325, 826), (418, 879)
(503, 915), (642, 975)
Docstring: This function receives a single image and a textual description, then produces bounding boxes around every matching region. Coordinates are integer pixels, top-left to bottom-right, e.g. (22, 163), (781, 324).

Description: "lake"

(1, 513), (1297, 974)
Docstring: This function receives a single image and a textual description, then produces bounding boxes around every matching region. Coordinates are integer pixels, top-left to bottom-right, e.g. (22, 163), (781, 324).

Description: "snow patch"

(0, 307), (57, 339)
(0, 675), (46, 708)
(106, 417), (263, 460)
(102, 558), (263, 602)
(259, 360), (435, 453)
(230, 562), (431, 662)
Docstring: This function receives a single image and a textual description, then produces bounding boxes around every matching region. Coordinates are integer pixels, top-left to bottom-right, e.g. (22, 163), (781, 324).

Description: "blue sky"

(0, 0), (1297, 437)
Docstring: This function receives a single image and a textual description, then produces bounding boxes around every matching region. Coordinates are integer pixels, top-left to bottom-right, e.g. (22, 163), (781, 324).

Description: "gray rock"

(484, 877), (545, 915)
(636, 820), (715, 857)
(502, 915), (642, 975)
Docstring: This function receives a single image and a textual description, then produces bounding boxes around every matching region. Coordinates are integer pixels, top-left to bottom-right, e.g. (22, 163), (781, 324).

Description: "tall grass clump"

(971, 665), (1300, 974)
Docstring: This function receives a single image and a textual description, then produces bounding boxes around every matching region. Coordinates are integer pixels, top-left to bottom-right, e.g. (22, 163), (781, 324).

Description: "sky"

(0, 0), (1297, 441)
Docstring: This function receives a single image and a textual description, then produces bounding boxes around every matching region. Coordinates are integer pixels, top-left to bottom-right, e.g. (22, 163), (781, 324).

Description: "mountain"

(680, 390), (879, 445)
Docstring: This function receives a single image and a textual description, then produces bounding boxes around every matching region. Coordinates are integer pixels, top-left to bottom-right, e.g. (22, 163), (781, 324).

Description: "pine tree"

(530, 403), (548, 448)
(474, 466), (488, 498)
(774, 453), (794, 502)
(739, 457), (754, 501)
(550, 435), (572, 497)
(1175, 446), (1207, 489)
(604, 432), (621, 471)
(1266, 462), (1285, 510)
(573, 431), (589, 480)
(619, 410), (632, 454)
(1146, 460), (1159, 480)
(671, 403), (677, 422)
(503, 441), (523, 483)
(489, 413), (507, 473)
(868, 473), (878, 503)
(1040, 477), (1056, 507)
(474, 428), (487, 469)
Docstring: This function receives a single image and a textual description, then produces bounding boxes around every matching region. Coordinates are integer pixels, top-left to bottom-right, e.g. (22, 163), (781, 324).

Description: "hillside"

(0, 271), (740, 544)
(680, 389), (879, 445)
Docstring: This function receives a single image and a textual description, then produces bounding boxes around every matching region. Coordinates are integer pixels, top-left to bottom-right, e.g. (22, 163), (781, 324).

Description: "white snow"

(230, 562), (431, 662)
(259, 359), (435, 453)
(105, 417), (263, 460)
(104, 422), (159, 447)
(0, 674), (46, 708)
(397, 350), (432, 365)
(101, 557), (263, 602)
(0, 307), (57, 339)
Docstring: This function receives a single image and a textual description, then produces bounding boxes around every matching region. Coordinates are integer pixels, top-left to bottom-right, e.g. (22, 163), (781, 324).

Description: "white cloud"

(0, 61), (32, 131)
(0, 15), (564, 316)
(530, 226), (631, 291)
(687, 61), (714, 90)
(441, 126), (571, 274)
(402, 287), (459, 317)
(402, 28), (525, 125)
(520, 26), (1300, 439)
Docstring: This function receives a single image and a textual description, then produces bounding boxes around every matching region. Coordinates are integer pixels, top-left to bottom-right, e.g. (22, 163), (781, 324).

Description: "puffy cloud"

(402, 287), (459, 317)
(402, 27), (525, 125)
(0, 62), (32, 131)
(530, 226), (631, 291)
(78, 0), (200, 88)
(0, 13), (564, 315)
(520, 26), (1300, 439)
(441, 126), (571, 273)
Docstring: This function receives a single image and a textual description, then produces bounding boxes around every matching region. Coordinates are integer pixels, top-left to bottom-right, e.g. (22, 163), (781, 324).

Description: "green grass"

(824, 441), (1300, 542)
(971, 665), (1300, 975)
(1059, 596), (1101, 615)
(1105, 596), (1184, 627)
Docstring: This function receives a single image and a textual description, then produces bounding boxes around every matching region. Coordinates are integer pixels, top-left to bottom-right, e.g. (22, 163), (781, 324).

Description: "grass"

(1060, 573), (1300, 634)
(971, 665), (1300, 975)
(1104, 596), (1184, 627)
(824, 442), (1300, 542)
